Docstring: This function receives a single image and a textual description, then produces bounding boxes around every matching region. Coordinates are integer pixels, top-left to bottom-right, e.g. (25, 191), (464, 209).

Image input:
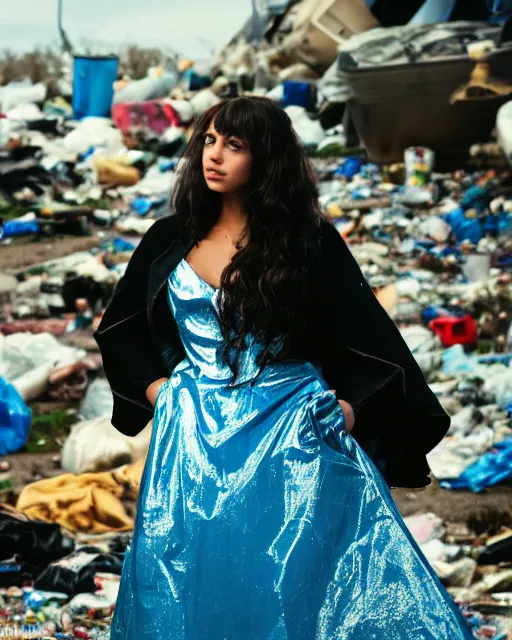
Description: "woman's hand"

(146, 377), (169, 406)
(329, 390), (355, 433)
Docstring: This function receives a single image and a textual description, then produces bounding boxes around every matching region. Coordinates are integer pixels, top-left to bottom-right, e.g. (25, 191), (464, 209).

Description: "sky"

(0, 0), (252, 59)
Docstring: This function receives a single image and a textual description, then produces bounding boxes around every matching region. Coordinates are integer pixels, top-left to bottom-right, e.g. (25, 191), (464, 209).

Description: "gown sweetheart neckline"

(182, 257), (220, 292)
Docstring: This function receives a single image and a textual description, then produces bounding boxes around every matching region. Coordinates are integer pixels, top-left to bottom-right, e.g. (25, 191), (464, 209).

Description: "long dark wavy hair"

(172, 96), (324, 381)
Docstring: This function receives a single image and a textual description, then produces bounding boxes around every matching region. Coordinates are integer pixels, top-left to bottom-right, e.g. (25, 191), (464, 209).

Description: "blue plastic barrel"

(73, 56), (119, 120)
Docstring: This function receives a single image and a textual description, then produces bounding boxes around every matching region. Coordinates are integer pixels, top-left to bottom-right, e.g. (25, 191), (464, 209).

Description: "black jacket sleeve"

(94, 218), (172, 436)
(320, 221), (450, 487)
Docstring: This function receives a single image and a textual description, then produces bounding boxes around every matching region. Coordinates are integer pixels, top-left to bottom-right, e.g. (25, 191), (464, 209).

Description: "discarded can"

(405, 146), (435, 187)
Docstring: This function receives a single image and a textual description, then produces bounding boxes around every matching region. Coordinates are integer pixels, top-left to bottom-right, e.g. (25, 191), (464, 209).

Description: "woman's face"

(202, 123), (253, 194)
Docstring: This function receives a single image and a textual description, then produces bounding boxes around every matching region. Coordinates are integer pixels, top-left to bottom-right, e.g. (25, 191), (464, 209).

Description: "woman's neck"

(217, 192), (248, 236)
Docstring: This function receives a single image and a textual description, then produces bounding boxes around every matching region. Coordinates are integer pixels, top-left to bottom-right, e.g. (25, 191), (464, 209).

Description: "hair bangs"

(206, 98), (270, 150)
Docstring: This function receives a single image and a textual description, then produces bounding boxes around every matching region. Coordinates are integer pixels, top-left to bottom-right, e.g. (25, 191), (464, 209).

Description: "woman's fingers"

(328, 390), (355, 432)
(337, 399), (355, 433)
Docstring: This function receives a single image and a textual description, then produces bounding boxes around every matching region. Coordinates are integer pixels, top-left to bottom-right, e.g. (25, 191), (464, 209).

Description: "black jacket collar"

(147, 232), (195, 308)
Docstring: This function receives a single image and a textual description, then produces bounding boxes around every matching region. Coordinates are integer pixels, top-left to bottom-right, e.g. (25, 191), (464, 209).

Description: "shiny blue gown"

(111, 258), (475, 640)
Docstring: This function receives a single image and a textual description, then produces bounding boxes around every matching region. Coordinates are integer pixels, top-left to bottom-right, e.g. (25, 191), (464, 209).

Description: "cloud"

(91, 1), (250, 56)
(0, 0), (251, 56)
(1, 0), (57, 26)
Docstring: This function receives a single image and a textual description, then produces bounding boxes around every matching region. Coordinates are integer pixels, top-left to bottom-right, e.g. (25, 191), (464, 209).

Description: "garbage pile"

(405, 513), (512, 640)
(316, 152), (512, 493)
(0, 503), (125, 639)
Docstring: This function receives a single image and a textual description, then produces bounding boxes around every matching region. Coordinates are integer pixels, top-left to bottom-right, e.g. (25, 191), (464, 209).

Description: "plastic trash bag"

(80, 378), (113, 421)
(113, 70), (179, 105)
(443, 208), (483, 244)
(0, 377), (32, 455)
(284, 106), (325, 148)
(0, 333), (87, 402)
(1, 219), (40, 239)
(34, 549), (122, 596)
(61, 117), (124, 156)
(61, 415), (151, 474)
(427, 426), (494, 479)
(0, 82), (46, 111)
(189, 89), (221, 117)
(441, 437), (512, 492)
(484, 367), (512, 411)
(497, 100), (512, 168)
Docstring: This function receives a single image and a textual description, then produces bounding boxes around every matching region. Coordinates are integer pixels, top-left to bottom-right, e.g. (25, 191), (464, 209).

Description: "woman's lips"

(205, 169), (226, 181)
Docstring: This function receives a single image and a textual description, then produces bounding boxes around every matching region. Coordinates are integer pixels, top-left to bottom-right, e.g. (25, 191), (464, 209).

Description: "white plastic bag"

(62, 117), (124, 156)
(0, 81), (46, 111)
(497, 100), (512, 168)
(61, 415), (152, 474)
(189, 89), (220, 117)
(80, 377), (113, 420)
(284, 106), (325, 147)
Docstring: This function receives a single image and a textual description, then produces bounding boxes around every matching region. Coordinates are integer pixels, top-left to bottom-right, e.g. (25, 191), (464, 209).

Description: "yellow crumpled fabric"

(16, 456), (146, 534)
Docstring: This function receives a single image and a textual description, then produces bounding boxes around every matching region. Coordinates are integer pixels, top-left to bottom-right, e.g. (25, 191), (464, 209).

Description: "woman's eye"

(204, 135), (214, 145)
(229, 140), (242, 151)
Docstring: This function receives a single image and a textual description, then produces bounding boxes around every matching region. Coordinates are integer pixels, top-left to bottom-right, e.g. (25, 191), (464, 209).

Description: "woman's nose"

(208, 141), (224, 164)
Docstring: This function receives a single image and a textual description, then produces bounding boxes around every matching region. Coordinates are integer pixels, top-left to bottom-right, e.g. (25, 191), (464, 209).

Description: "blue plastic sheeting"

(0, 377), (32, 455)
(73, 56), (118, 120)
(441, 437), (512, 492)
(1, 220), (40, 238)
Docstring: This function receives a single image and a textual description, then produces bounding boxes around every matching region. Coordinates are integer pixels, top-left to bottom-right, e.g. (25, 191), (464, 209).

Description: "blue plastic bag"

(1, 220), (40, 239)
(443, 208), (483, 244)
(0, 377), (32, 455)
(334, 157), (364, 180)
(131, 196), (166, 216)
(460, 185), (492, 213)
(441, 437), (512, 492)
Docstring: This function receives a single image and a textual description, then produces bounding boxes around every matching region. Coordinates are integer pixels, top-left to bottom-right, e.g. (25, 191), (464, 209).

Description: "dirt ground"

(393, 479), (512, 533)
(0, 234), (101, 271)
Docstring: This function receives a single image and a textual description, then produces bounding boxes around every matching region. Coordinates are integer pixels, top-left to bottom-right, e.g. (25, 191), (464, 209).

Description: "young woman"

(95, 96), (474, 639)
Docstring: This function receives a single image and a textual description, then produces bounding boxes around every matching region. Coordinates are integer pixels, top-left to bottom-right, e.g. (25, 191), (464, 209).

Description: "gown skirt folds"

(110, 258), (475, 640)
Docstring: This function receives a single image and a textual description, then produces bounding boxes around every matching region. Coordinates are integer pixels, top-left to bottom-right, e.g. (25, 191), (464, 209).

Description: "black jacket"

(94, 215), (450, 488)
